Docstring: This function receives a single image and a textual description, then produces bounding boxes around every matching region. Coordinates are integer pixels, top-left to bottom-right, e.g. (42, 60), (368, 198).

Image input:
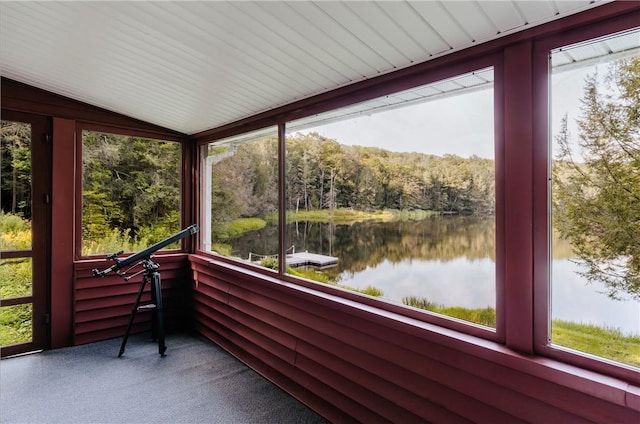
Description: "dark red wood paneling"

(50, 117), (76, 348)
(190, 255), (640, 423)
(73, 255), (189, 345)
(503, 40), (534, 354)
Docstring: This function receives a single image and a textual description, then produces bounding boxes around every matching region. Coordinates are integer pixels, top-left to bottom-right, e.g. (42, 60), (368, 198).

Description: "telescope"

(92, 224), (199, 278)
(91, 224), (199, 357)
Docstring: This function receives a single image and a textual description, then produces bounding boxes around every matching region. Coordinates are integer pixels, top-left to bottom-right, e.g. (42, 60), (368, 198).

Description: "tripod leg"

(151, 271), (166, 356)
(119, 276), (147, 357)
(150, 276), (157, 341)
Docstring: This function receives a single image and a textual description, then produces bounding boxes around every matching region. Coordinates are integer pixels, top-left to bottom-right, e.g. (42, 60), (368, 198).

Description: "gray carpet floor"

(0, 333), (327, 424)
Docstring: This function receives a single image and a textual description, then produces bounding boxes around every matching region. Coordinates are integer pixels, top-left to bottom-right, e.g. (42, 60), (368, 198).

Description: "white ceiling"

(0, 1), (614, 135)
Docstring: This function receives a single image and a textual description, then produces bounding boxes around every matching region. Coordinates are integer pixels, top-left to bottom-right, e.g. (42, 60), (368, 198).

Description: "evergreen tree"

(553, 58), (640, 300)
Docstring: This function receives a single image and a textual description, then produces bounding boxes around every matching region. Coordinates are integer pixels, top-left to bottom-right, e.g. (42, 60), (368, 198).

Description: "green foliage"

(1, 121), (32, 218)
(259, 256), (279, 270)
(0, 211), (30, 232)
(209, 132), (495, 241)
(0, 212), (31, 250)
(553, 58), (640, 300)
(81, 131), (181, 253)
(83, 228), (146, 256)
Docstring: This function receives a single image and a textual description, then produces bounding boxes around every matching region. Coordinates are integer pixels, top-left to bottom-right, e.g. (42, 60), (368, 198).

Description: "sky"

(295, 63), (602, 161)
(303, 87), (495, 159)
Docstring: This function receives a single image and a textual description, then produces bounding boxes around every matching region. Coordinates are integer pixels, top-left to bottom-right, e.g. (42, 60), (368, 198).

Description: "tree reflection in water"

(230, 215), (639, 335)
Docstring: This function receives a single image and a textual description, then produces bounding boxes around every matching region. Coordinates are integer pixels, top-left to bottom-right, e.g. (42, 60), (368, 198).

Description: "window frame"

(75, 123), (188, 260)
(193, 7), (640, 385)
(198, 126), (280, 268)
(532, 18), (640, 384)
(197, 53), (505, 343)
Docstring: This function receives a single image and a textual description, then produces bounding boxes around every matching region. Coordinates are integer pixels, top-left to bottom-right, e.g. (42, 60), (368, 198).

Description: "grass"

(287, 266), (384, 297)
(82, 228), (152, 256)
(552, 320), (640, 367)
(284, 208), (439, 224)
(214, 217), (267, 241)
(0, 258), (32, 298)
(403, 296), (496, 327)
(0, 304), (32, 346)
(404, 296), (640, 367)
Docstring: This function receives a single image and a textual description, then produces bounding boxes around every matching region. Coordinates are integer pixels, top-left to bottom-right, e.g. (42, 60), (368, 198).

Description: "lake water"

(231, 216), (639, 335)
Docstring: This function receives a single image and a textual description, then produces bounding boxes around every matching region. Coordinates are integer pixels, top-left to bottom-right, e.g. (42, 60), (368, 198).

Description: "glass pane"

(1, 120), (32, 251)
(201, 127), (279, 272)
(550, 29), (640, 367)
(284, 69), (496, 328)
(82, 131), (182, 256)
(0, 258), (32, 298)
(0, 304), (32, 346)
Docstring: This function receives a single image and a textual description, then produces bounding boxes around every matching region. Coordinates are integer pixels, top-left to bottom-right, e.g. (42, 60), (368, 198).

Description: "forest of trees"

(210, 132), (496, 231)
(0, 121), (32, 220)
(81, 131), (181, 249)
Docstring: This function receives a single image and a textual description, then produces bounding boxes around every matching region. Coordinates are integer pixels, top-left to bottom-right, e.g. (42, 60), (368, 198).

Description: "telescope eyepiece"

(106, 251), (124, 261)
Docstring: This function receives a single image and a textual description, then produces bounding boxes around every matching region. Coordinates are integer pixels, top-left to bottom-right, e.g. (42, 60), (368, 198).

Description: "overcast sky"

(304, 87), (495, 159)
(296, 63), (602, 161)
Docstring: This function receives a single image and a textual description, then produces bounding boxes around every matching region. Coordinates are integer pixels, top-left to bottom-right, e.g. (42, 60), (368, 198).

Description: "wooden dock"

(286, 252), (338, 269)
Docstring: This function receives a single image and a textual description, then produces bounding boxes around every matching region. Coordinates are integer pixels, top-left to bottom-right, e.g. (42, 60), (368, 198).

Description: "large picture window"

(549, 29), (639, 368)
(200, 127), (279, 271)
(283, 69), (496, 328)
(81, 130), (182, 256)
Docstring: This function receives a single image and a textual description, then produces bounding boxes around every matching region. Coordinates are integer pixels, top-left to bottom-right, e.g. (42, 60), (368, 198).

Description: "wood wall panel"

(189, 256), (639, 423)
(72, 255), (189, 345)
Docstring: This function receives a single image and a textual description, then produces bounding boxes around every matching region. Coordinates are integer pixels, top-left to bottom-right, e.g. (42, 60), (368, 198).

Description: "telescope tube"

(92, 224), (199, 277)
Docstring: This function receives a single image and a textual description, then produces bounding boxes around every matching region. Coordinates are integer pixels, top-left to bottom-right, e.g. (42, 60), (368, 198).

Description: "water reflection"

(346, 258), (495, 309)
(231, 216), (639, 335)
(553, 260), (639, 336)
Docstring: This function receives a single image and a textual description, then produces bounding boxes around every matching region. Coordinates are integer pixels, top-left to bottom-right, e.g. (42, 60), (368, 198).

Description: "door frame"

(1, 110), (51, 357)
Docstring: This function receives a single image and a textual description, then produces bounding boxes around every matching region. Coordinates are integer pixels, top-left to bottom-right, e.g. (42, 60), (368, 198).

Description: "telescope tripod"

(118, 258), (166, 357)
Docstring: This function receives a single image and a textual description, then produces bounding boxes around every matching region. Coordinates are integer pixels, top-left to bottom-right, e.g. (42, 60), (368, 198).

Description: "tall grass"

(0, 212), (31, 250)
(403, 296), (496, 327)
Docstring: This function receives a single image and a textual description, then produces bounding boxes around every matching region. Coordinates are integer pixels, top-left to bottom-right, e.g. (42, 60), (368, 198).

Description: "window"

(200, 127), (279, 271)
(281, 69), (497, 328)
(549, 29), (639, 368)
(1, 120), (33, 345)
(81, 130), (182, 256)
